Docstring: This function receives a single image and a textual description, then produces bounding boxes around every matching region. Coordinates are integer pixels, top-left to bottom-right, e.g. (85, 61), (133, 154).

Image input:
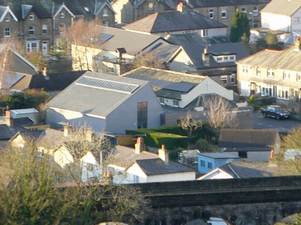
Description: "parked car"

(260, 105), (290, 119)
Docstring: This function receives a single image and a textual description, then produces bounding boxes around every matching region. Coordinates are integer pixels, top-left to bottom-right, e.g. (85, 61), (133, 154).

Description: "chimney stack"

(63, 124), (70, 137)
(5, 109), (13, 127)
(158, 145), (169, 163)
(202, 48), (209, 66)
(134, 137), (144, 154)
(176, 1), (184, 13)
(294, 36), (301, 51)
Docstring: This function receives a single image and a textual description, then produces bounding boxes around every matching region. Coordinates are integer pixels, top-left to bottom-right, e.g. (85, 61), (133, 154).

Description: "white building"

(123, 67), (234, 109)
(108, 139), (196, 183)
(46, 71), (163, 134)
(261, 0), (301, 34)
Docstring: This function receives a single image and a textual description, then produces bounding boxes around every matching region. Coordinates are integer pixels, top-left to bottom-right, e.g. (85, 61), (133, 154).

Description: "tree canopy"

(230, 11), (250, 43)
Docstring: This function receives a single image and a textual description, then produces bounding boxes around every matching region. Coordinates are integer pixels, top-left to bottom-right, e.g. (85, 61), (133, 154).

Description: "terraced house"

(0, 0), (115, 55)
(237, 41), (301, 101)
(112, 0), (269, 26)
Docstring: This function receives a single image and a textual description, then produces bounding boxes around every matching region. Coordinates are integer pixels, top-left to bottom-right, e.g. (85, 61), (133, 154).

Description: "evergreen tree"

(230, 11), (250, 43)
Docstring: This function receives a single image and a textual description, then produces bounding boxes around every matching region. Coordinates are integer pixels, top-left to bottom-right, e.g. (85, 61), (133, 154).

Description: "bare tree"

(0, 136), (147, 224)
(203, 96), (237, 129)
(64, 18), (102, 71)
(132, 52), (166, 70)
(179, 111), (202, 138)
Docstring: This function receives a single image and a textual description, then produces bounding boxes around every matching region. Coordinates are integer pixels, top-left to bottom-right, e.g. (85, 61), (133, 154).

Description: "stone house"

(237, 41), (301, 100)
(0, 0), (115, 55)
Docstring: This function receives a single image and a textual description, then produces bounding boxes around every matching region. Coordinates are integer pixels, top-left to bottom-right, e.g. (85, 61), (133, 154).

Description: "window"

(200, 160), (205, 167)
(42, 24), (48, 34)
(173, 99), (179, 106)
(60, 11), (65, 18)
(137, 101), (148, 128)
(4, 27), (10, 37)
(267, 69), (274, 77)
(253, 6), (258, 12)
(217, 56), (223, 62)
(242, 66), (248, 73)
(5, 17), (10, 22)
(220, 75), (228, 84)
(133, 175), (139, 183)
(283, 72), (287, 80)
(256, 67), (261, 76)
(28, 26), (35, 35)
(241, 7), (247, 13)
(59, 23), (65, 34)
(238, 151), (247, 158)
(29, 14), (34, 21)
(86, 164), (94, 171)
(296, 73), (301, 81)
(201, 29), (208, 37)
(230, 74), (235, 83)
(208, 9), (214, 19)
(207, 162), (213, 169)
(229, 55), (236, 61)
(26, 41), (39, 52)
(221, 9), (227, 18)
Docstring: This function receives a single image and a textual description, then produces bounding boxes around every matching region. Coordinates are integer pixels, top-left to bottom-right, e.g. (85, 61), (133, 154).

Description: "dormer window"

(60, 12), (65, 18)
(29, 14), (34, 21)
(208, 9), (214, 19)
(28, 26), (35, 35)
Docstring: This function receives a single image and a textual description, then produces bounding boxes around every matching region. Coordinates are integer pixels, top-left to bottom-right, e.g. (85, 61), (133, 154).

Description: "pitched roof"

(261, 0), (301, 16)
(0, 124), (15, 140)
(108, 145), (158, 168)
(5, 50), (38, 75)
(219, 161), (272, 178)
(29, 71), (86, 91)
(237, 46), (301, 72)
(97, 26), (160, 55)
(135, 158), (194, 176)
(47, 71), (148, 118)
(168, 33), (250, 70)
(190, 0), (269, 8)
(123, 67), (206, 100)
(124, 11), (226, 34)
(219, 128), (279, 151)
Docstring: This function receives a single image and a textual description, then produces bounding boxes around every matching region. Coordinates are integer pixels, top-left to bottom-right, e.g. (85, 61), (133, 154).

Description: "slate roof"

(219, 129), (279, 152)
(124, 11), (226, 34)
(108, 145), (158, 168)
(5, 50), (38, 75)
(0, 124), (15, 140)
(123, 67), (205, 100)
(168, 33), (250, 70)
(136, 158), (194, 176)
(261, 0), (301, 16)
(190, 0), (269, 8)
(29, 71), (86, 91)
(219, 161), (272, 178)
(47, 71), (148, 118)
(98, 26), (160, 55)
(237, 46), (301, 71)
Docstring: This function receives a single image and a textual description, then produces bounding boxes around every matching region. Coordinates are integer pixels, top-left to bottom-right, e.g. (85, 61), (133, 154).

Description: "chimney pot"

(5, 110), (13, 127)
(134, 137), (144, 154)
(63, 124), (70, 137)
(176, 1), (184, 13)
(158, 145), (169, 163)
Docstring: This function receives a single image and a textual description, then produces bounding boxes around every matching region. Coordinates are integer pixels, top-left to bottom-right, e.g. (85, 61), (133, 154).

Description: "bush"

(0, 90), (49, 110)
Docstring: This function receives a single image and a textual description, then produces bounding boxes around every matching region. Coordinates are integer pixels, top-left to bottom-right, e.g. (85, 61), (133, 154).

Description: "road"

(234, 112), (301, 132)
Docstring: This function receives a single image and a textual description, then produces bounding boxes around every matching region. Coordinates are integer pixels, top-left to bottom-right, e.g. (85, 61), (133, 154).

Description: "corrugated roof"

(47, 71), (148, 117)
(124, 11), (226, 34)
(237, 46), (301, 71)
(261, 0), (301, 16)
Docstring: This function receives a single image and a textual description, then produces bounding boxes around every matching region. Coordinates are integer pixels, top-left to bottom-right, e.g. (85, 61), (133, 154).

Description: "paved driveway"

(234, 109), (301, 132)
